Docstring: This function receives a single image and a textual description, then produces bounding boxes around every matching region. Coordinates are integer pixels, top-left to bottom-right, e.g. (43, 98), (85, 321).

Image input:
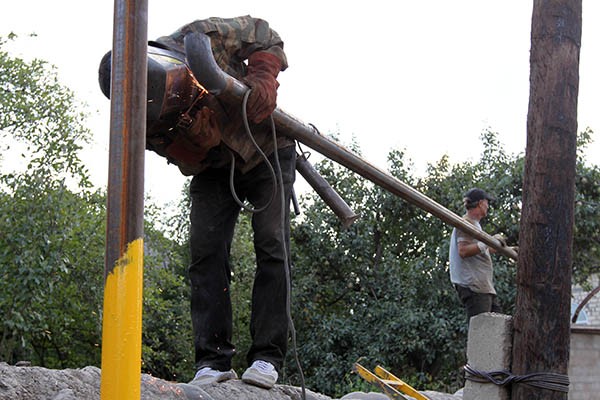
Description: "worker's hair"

(463, 197), (480, 210)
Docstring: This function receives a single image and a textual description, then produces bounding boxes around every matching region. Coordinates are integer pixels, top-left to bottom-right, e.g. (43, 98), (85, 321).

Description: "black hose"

(227, 90), (277, 213)
(232, 88), (306, 399)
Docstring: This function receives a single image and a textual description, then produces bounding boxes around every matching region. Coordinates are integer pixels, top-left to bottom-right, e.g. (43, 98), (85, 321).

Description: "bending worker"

(154, 16), (295, 389)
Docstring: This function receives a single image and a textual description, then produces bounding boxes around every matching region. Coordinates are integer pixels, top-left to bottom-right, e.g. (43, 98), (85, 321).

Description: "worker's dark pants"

(454, 284), (502, 322)
(189, 146), (295, 373)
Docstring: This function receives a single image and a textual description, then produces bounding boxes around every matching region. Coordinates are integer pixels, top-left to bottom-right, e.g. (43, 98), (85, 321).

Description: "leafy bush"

(287, 129), (599, 397)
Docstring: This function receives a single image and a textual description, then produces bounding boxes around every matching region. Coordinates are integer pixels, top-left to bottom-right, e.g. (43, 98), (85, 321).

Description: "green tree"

(287, 128), (599, 397)
(140, 196), (194, 381)
(289, 142), (469, 395)
(0, 35), (105, 367)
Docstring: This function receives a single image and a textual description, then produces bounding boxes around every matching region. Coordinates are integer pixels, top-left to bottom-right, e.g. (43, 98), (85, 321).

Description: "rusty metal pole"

(100, 0), (147, 398)
(295, 154), (359, 228)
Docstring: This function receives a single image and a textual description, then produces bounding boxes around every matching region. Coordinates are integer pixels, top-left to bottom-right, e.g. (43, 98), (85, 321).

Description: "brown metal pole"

(100, 0), (147, 398)
(295, 154), (359, 228)
(512, 1), (581, 399)
(184, 32), (517, 260)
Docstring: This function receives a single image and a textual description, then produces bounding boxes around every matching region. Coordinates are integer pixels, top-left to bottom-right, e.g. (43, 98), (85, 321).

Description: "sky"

(2, 1), (599, 207)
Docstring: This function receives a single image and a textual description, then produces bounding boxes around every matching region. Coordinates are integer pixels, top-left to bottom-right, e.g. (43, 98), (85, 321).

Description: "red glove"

(243, 51), (282, 123)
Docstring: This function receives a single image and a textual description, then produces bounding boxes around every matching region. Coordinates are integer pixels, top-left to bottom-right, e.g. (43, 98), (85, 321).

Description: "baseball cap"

(464, 188), (495, 203)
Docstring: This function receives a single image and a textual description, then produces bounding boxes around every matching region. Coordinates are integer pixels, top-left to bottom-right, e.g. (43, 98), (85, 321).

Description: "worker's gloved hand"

(509, 246), (519, 254)
(493, 233), (508, 247)
(166, 106), (221, 165)
(188, 106), (221, 150)
(242, 51), (282, 123)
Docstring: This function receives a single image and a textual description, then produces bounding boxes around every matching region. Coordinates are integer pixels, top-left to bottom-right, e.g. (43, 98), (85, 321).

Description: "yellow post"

(100, 240), (144, 398)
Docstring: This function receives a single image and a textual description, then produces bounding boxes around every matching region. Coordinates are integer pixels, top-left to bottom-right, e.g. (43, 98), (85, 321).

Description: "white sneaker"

(241, 360), (278, 389)
(189, 366), (237, 385)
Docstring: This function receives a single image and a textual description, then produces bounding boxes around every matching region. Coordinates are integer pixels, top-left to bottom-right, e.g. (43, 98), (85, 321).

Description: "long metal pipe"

(101, 0), (147, 398)
(183, 32), (518, 261)
(296, 154), (358, 228)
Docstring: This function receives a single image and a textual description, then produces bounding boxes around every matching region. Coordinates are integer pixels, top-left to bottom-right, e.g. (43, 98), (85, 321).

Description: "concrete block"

(464, 313), (513, 400)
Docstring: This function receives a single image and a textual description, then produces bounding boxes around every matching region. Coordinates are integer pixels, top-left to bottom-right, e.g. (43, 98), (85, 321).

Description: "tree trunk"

(512, 1), (581, 399)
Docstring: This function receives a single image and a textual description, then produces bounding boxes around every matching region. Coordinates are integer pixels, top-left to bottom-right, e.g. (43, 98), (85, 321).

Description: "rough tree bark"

(512, 1), (581, 399)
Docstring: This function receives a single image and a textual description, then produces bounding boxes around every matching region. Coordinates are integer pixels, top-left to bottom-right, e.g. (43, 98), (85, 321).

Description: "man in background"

(449, 188), (502, 322)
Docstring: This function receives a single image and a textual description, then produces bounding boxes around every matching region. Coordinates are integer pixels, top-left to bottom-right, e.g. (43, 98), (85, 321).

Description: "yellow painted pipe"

(100, 238), (144, 399)
(101, 0), (147, 398)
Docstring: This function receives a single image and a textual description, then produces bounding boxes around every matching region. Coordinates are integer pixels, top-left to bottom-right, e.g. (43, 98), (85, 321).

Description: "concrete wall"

(569, 326), (600, 400)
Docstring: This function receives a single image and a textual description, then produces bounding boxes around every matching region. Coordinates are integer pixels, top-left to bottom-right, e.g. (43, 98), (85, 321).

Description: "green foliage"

(0, 181), (106, 368)
(0, 36), (103, 367)
(0, 36), (91, 189)
(289, 144), (469, 395)
(287, 129), (600, 397)
(140, 200), (194, 381)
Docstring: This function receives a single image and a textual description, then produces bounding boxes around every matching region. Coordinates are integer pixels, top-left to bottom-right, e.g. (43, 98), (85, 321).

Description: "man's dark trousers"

(188, 146), (296, 373)
(455, 284), (502, 322)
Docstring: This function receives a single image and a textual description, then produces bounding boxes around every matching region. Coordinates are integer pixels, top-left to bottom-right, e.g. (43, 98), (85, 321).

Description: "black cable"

(235, 89), (306, 399)
(464, 364), (569, 393)
(227, 90), (277, 213)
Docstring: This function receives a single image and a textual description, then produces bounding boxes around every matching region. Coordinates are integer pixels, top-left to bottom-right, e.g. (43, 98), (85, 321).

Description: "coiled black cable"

(464, 364), (569, 393)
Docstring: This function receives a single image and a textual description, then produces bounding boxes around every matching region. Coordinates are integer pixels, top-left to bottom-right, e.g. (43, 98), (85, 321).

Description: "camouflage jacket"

(156, 15), (294, 175)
